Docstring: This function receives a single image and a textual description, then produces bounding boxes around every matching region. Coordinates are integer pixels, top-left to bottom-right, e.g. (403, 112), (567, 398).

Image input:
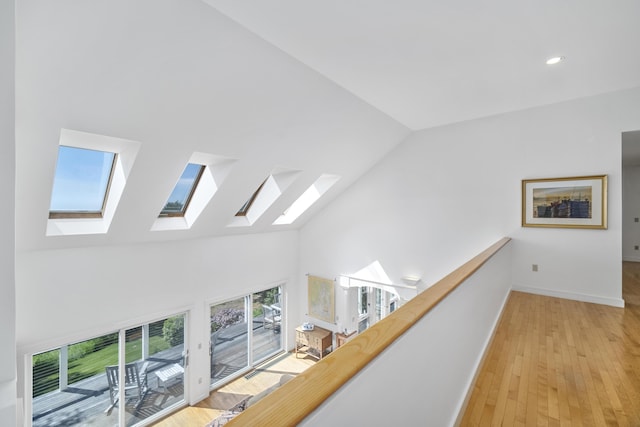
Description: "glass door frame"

(209, 294), (252, 389)
(27, 310), (190, 427)
(209, 283), (285, 391)
(120, 311), (189, 426)
(251, 284), (284, 366)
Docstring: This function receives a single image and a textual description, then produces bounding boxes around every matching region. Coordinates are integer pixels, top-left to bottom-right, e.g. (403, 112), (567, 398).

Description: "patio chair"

(262, 304), (281, 332)
(104, 361), (149, 414)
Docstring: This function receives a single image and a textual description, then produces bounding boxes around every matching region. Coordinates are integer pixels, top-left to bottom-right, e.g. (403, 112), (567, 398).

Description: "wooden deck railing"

(229, 237), (512, 426)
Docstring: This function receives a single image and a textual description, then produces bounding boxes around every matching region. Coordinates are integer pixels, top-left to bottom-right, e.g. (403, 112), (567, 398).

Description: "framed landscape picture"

(522, 175), (607, 229)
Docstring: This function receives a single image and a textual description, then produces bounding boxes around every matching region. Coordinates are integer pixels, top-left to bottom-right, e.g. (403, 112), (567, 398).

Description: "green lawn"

(34, 336), (171, 397)
(67, 336), (169, 382)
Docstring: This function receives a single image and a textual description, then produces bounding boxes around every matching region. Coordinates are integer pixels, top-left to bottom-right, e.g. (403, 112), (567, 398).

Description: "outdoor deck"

(210, 319), (282, 384)
(32, 320), (282, 427)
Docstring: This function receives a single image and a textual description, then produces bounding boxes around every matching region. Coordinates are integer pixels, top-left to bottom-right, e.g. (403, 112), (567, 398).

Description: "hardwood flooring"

(460, 262), (640, 426)
(151, 352), (315, 427)
(153, 263), (640, 426)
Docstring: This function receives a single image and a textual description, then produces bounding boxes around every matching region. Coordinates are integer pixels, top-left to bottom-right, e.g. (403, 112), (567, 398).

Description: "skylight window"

(46, 129), (141, 237)
(151, 153), (237, 232)
(159, 163), (206, 217)
(273, 174), (340, 225)
(228, 168), (300, 228)
(49, 146), (117, 219)
(235, 180), (266, 217)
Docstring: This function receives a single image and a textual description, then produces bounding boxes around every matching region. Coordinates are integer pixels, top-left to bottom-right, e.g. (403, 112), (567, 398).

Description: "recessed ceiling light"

(546, 56), (564, 65)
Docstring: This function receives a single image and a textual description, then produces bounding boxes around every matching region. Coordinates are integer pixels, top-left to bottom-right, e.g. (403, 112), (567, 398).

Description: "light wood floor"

(460, 262), (640, 426)
(151, 352), (315, 427)
(152, 263), (640, 426)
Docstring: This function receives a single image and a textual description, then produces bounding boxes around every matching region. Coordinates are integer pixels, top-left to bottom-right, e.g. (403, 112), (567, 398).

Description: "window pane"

(32, 349), (59, 399)
(32, 332), (118, 427)
(375, 288), (383, 321)
(358, 287), (368, 316)
(68, 333), (118, 385)
(31, 316), (186, 427)
(125, 326), (143, 364)
(125, 316), (186, 426)
(210, 297), (249, 386)
(252, 286), (283, 363)
(148, 319), (168, 356)
(160, 163), (205, 216)
(49, 146), (116, 214)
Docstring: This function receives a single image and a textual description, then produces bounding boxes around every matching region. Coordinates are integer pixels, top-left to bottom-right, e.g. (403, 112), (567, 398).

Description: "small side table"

(155, 363), (184, 391)
(295, 326), (332, 360)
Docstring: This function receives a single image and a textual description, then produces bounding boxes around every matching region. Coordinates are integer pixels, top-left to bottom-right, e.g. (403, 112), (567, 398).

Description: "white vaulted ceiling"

(14, 0), (640, 251)
(15, 0), (410, 251)
(204, 0), (640, 130)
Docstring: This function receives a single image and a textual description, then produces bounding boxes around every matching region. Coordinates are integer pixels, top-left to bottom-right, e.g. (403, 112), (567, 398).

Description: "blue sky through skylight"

(161, 163), (204, 214)
(49, 146), (116, 212)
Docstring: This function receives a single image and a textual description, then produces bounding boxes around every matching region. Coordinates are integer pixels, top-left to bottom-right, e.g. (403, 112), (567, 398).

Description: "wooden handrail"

(229, 237), (512, 426)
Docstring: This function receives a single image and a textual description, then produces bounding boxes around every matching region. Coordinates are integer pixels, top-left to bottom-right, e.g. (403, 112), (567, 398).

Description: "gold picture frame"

(522, 175), (607, 229)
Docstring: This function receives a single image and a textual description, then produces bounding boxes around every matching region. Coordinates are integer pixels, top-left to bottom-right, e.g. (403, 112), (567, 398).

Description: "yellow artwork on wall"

(307, 275), (335, 324)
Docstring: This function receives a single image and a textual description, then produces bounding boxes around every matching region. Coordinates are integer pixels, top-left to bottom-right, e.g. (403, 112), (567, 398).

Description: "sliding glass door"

(210, 284), (284, 388)
(252, 285), (282, 363)
(124, 314), (186, 426)
(210, 296), (249, 386)
(31, 313), (187, 427)
(356, 286), (399, 333)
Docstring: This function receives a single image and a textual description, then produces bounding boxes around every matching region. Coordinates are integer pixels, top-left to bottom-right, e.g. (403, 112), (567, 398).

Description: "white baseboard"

(623, 256), (640, 262)
(512, 285), (625, 308)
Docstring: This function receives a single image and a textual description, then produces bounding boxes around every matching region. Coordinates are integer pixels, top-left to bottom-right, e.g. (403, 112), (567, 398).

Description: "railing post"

(59, 345), (68, 390)
(142, 324), (150, 361)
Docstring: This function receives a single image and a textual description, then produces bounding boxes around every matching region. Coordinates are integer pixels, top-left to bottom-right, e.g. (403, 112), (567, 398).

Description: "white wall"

(300, 88), (640, 311)
(623, 165), (640, 261)
(16, 231), (299, 405)
(0, 0), (16, 423)
(301, 241), (512, 426)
